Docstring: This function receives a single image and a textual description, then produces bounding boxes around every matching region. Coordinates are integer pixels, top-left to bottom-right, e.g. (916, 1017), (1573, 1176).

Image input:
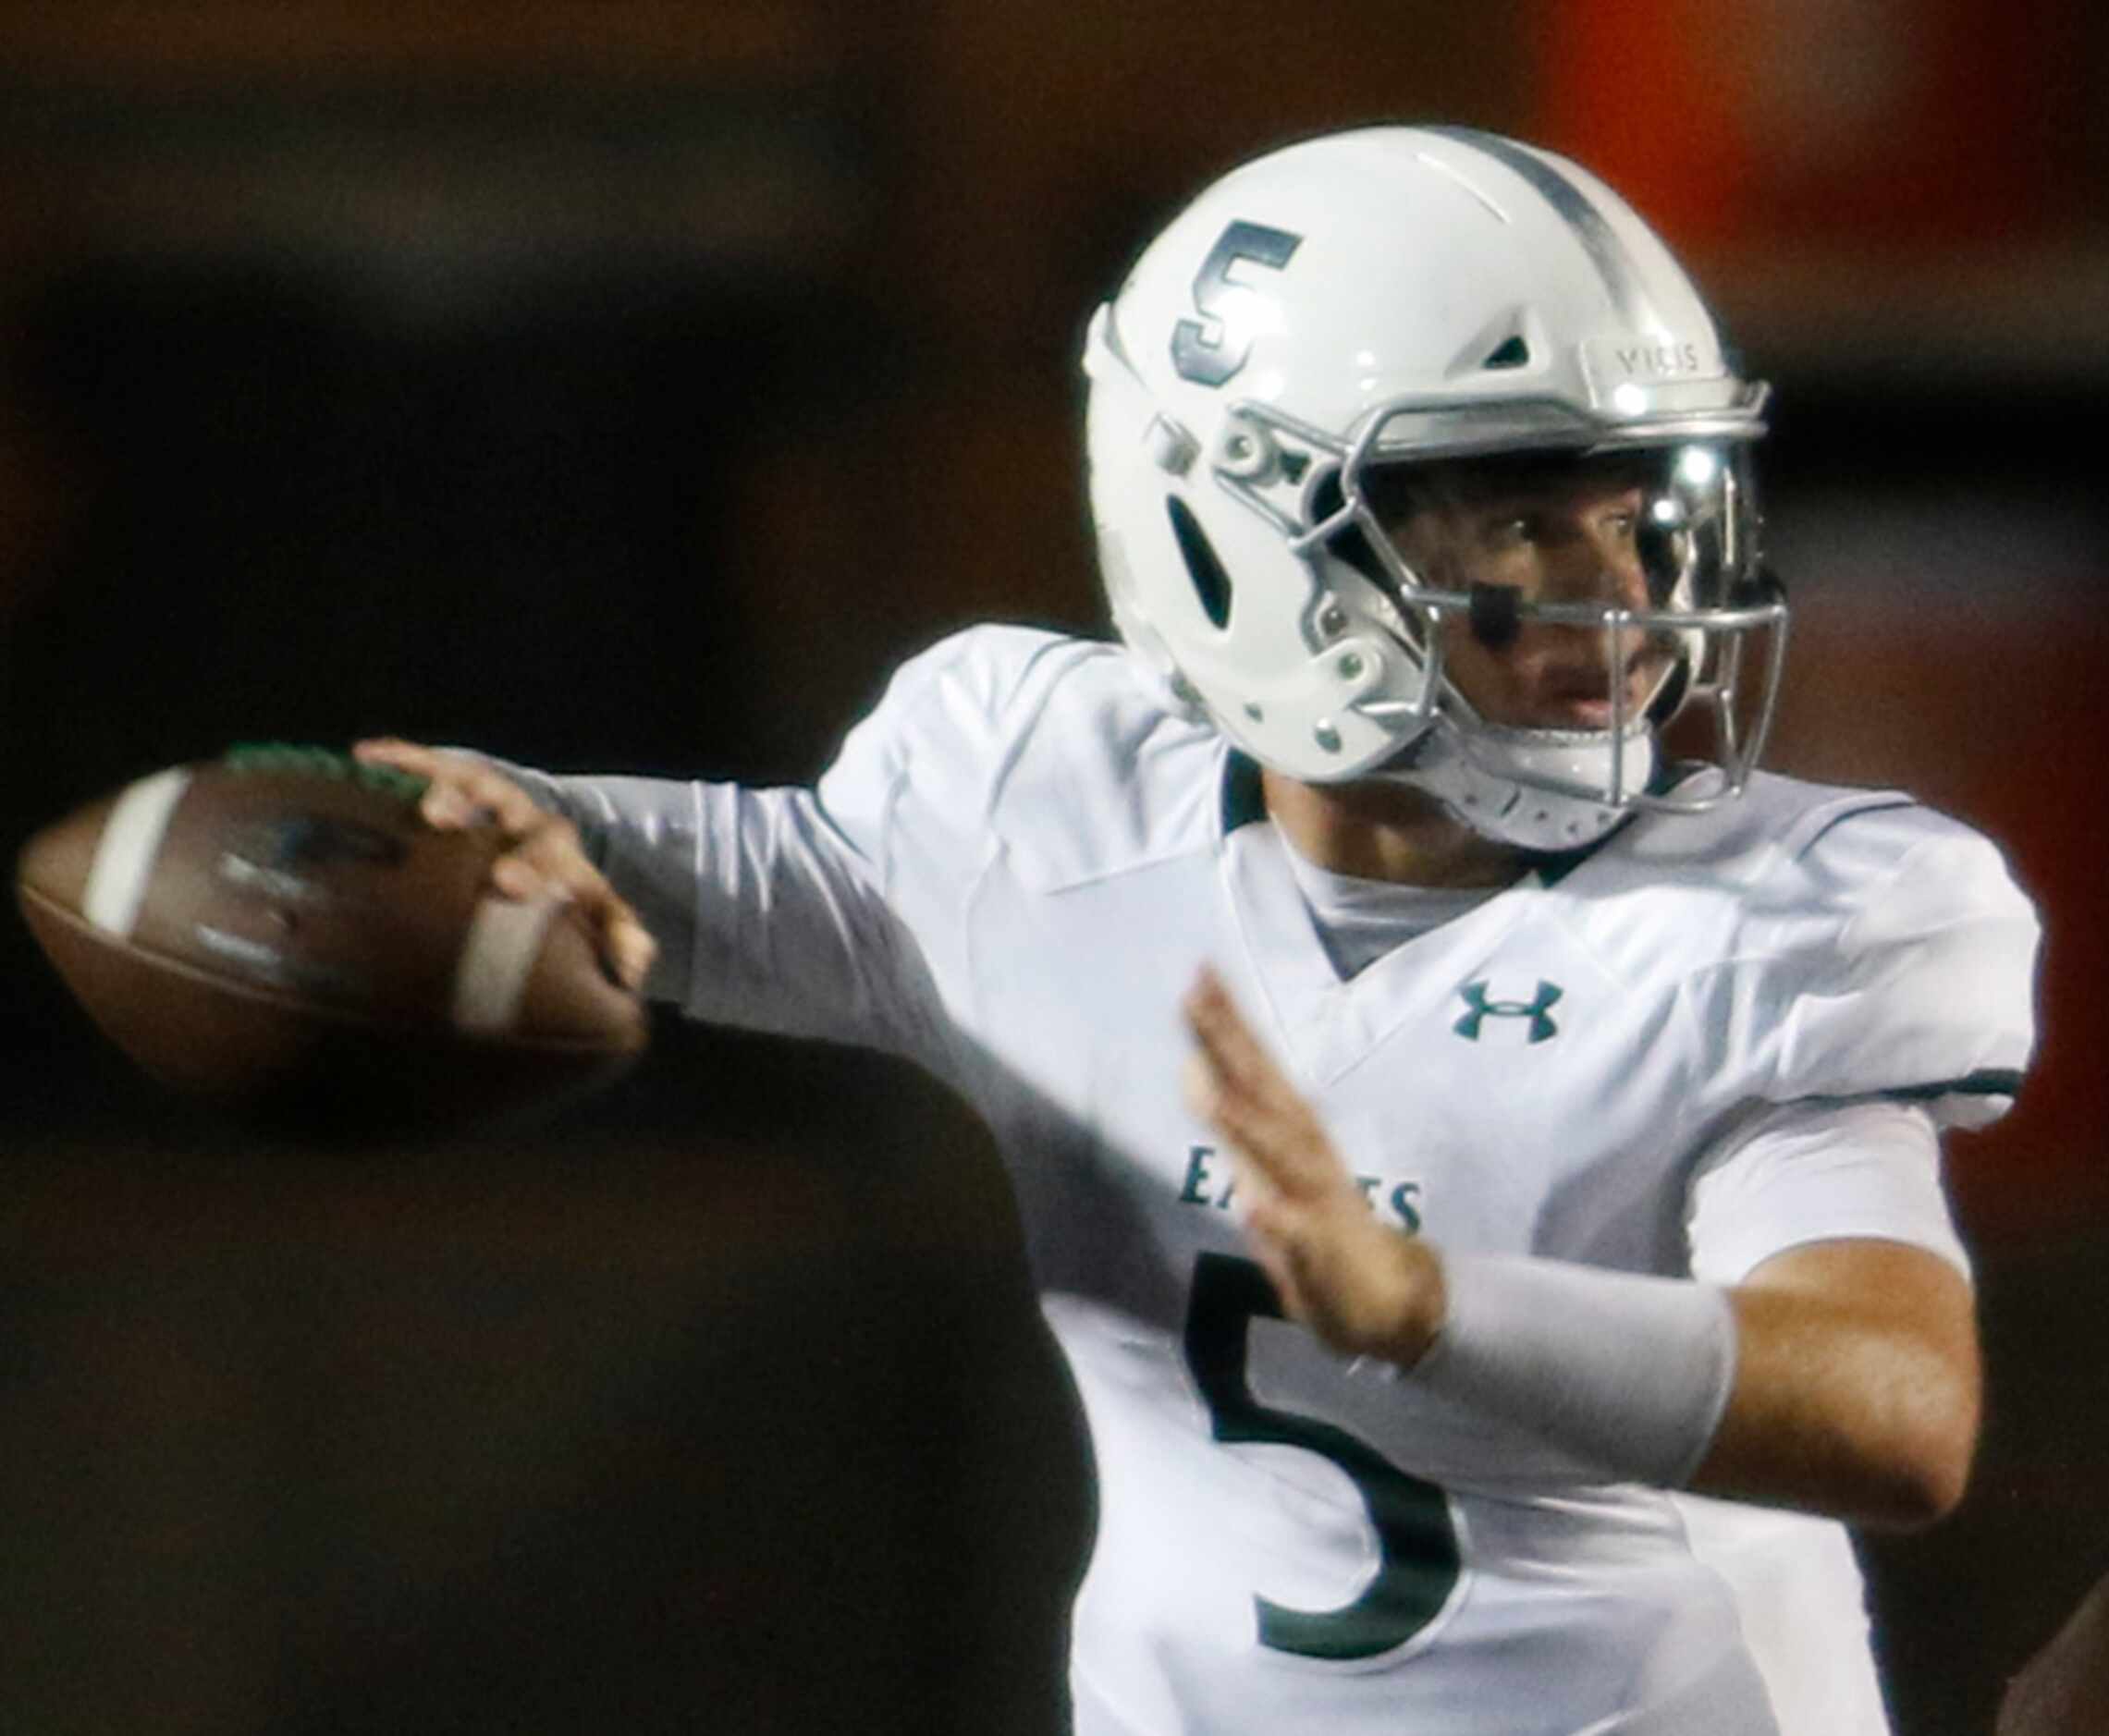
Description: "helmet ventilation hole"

(1482, 334), (1531, 370)
(1167, 495), (1233, 630)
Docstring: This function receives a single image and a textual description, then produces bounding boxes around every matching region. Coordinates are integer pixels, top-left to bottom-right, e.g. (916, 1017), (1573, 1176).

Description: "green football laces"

(220, 742), (430, 803)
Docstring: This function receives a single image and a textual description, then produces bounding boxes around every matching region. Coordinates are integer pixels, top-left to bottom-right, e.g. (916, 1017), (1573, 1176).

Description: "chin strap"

(1377, 717), (1653, 851)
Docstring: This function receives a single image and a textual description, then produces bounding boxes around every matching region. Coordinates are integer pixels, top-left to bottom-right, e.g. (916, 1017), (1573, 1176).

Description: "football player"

(361, 126), (2039, 1734)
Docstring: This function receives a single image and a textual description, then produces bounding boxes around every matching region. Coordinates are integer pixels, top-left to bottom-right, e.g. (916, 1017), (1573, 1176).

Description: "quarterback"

(362, 127), (2038, 1733)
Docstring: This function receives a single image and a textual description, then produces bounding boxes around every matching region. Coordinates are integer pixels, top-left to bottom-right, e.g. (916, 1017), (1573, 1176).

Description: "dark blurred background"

(2, 3), (2104, 1730)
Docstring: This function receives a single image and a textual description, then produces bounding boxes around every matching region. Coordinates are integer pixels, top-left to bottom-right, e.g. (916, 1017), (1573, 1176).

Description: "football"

(15, 745), (649, 1137)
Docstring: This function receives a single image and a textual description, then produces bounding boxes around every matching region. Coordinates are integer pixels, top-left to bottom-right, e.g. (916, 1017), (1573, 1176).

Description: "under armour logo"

(1453, 979), (1563, 1044)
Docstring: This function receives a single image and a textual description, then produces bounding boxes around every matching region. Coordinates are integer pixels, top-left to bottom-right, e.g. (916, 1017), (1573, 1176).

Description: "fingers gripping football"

(353, 740), (657, 993)
(1183, 966), (1445, 1367)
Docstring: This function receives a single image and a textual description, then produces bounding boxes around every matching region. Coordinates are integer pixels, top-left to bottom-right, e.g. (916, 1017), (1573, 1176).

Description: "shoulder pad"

(1647, 776), (2041, 1129)
(816, 625), (1220, 895)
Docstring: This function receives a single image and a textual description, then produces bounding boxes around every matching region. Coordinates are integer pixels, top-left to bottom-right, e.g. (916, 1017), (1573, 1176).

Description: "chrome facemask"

(1210, 391), (1788, 844)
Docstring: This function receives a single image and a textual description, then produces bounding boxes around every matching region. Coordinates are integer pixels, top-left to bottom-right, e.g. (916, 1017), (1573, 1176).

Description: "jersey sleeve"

(1749, 804), (2041, 1131)
(475, 760), (950, 1070)
(1686, 1097), (1969, 1284)
(486, 625), (1077, 1077)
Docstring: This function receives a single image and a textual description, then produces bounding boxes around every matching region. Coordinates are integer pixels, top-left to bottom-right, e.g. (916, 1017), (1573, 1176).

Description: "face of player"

(1372, 453), (1673, 732)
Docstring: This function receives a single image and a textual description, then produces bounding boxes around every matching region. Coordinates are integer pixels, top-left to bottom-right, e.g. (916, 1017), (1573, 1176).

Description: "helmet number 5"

(1171, 221), (1302, 387)
(1183, 1252), (1463, 1660)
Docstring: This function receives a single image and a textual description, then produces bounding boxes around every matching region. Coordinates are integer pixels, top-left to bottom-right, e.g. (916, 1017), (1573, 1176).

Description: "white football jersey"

(521, 625), (2038, 1736)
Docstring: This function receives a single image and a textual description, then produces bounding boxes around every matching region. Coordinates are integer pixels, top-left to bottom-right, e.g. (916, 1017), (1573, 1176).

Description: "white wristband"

(1408, 1253), (1739, 1487)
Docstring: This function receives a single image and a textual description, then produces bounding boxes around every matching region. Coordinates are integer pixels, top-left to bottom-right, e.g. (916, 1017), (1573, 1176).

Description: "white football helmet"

(1083, 125), (1786, 850)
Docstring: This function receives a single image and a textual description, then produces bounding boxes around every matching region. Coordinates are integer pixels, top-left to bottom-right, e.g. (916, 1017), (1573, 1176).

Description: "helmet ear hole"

(1167, 495), (1233, 630)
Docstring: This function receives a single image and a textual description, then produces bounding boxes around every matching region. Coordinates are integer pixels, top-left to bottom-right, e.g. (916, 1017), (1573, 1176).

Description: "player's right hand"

(351, 739), (658, 994)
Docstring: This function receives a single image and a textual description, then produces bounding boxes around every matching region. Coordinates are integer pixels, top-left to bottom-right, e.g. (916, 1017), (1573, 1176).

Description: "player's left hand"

(1182, 965), (1446, 1368)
